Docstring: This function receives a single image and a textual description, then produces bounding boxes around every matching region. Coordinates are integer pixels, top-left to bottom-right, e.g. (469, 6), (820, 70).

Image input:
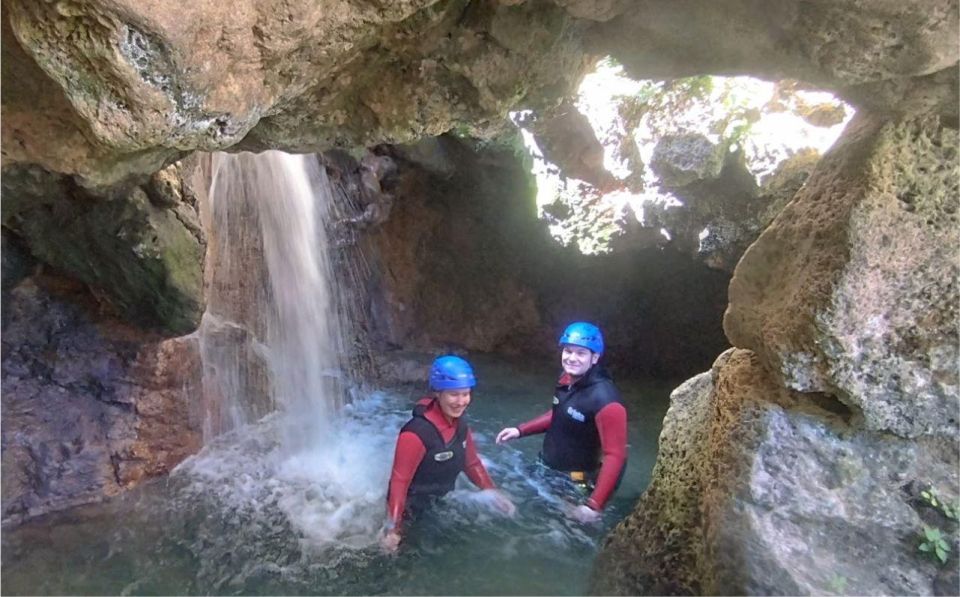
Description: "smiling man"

(496, 322), (628, 524)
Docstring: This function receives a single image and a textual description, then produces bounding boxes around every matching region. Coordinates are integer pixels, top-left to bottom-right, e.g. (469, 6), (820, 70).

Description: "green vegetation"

(920, 487), (959, 520)
(919, 525), (951, 564)
(913, 485), (958, 567)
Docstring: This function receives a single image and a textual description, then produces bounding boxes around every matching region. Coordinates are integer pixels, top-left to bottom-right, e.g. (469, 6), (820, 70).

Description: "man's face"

(561, 344), (599, 378)
(436, 388), (472, 420)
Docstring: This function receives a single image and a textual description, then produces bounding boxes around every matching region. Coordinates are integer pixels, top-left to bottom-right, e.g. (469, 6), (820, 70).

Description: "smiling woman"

(382, 355), (516, 552)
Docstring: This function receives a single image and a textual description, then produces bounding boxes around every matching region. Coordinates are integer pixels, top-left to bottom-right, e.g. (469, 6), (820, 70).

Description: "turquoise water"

(1, 356), (675, 596)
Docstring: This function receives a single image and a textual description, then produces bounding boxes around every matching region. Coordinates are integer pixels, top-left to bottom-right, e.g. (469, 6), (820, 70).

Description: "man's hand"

(495, 427), (520, 444)
(568, 504), (601, 524)
(379, 529), (402, 554)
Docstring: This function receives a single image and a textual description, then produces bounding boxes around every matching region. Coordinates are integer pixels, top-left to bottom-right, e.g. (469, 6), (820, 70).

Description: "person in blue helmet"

(381, 355), (516, 552)
(496, 322), (627, 524)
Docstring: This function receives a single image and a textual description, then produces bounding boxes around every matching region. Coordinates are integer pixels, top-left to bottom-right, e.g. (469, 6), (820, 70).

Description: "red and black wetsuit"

(386, 398), (495, 530)
(516, 366), (627, 511)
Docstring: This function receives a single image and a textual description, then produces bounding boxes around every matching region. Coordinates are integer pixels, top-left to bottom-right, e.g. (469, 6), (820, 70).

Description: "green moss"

(2, 167), (203, 335)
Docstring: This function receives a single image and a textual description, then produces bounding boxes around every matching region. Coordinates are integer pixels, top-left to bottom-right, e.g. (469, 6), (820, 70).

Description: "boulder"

(593, 348), (960, 595)
(650, 133), (726, 188)
(725, 112), (960, 439)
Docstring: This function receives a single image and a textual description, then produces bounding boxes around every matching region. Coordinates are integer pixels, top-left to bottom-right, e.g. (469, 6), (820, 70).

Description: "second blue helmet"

(558, 322), (604, 354)
(429, 355), (477, 390)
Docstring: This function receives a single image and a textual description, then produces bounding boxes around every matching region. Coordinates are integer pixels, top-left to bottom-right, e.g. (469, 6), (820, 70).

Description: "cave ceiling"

(1, 0), (956, 188)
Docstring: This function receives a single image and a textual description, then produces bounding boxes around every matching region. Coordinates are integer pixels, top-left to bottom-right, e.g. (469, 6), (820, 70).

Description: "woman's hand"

(379, 529), (402, 554)
(487, 489), (517, 517)
(495, 427), (520, 444)
(567, 504), (601, 524)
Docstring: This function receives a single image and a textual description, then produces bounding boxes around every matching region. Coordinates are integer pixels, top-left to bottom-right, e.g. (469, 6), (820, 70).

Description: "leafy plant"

(918, 525), (951, 564)
(920, 488), (959, 520)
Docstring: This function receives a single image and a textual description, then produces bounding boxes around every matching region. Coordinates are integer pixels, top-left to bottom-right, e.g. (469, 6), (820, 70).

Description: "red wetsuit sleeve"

(517, 410), (553, 437)
(386, 431), (426, 530)
(586, 402), (628, 511)
(463, 429), (495, 490)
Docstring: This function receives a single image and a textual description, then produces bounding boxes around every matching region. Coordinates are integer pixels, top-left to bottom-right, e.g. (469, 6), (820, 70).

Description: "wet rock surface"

(2, 165), (205, 335)
(1, 275), (203, 524)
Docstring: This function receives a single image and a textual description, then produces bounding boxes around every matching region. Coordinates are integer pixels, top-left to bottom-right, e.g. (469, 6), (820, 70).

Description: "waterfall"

(178, 150), (396, 551)
(202, 151), (347, 446)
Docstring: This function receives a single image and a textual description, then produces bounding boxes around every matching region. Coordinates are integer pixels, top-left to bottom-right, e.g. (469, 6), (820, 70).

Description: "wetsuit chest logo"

(434, 450), (454, 462)
(553, 396), (560, 405)
(566, 406), (586, 422)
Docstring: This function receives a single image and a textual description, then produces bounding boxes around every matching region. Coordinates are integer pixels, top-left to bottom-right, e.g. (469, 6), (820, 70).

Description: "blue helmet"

(429, 355), (477, 390)
(558, 322), (604, 354)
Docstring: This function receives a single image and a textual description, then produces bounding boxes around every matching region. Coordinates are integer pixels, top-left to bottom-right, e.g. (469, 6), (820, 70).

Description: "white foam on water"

(172, 392), (410, 552)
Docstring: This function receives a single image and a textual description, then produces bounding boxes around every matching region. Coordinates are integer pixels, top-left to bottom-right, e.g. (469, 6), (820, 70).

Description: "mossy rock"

(2, 165), (204, 335)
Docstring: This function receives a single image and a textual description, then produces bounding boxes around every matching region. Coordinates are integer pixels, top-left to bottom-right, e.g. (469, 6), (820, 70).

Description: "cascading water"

(206, 151), (346, 447)
(182, 151), (398, 552)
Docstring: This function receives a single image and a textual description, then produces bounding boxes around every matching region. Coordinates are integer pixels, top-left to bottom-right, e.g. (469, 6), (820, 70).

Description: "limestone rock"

(670, 148), (821, 273)
(526, 99), (617, 190)
(589, 1), (958, 92)
(372, 351), (433, 386)
(593, 348), (960, 595)
(650, 133), (726, 188)
(0, 276), (203, 523)
(3, 0), (590, 186)
(387, 137), (460, 178)
(2, 165), (205, 335)
(3, 0), (956, 186)
(145, 163), (184, 208)
(725, 112), (960, 439)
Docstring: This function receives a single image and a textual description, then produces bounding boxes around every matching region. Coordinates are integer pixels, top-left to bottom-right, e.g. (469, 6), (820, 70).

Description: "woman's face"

(436, 388), (472, 420)
(561, 344), (599, 378)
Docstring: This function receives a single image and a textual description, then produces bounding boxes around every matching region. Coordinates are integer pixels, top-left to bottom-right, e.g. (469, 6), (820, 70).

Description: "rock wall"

(1, 163), (205, 336)
(726, 112), (959, 439)
(342, 136), (731, 378)
(593, 111), (960, 594)
(1, 273), (203, 525)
